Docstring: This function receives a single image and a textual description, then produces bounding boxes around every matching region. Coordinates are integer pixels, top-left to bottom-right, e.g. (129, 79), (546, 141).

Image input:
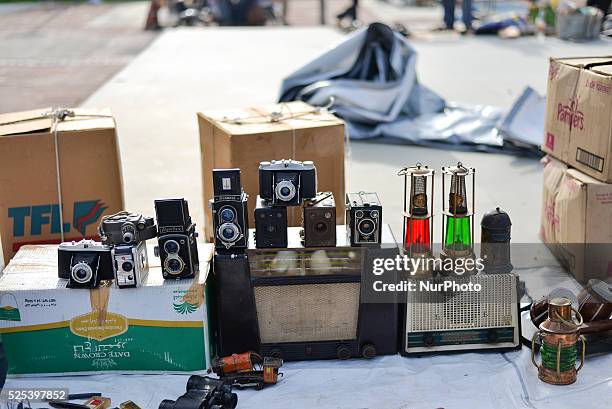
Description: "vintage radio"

(401, 273), (521, 354)
(214, 225), (399, 361)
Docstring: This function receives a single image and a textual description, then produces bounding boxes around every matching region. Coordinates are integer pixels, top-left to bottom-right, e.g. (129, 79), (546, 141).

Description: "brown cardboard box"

(197, 101), (345, 241)
(0, 108), (124, 265)
(540, 156), (612, 282)
(542, 56), (612, 182)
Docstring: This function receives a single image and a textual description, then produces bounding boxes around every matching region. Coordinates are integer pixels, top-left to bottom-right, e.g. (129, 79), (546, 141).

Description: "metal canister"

(531, 297), (586, 385)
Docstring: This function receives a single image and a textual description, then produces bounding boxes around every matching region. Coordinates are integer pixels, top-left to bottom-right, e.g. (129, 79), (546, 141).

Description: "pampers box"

(0, 243), (214, 375)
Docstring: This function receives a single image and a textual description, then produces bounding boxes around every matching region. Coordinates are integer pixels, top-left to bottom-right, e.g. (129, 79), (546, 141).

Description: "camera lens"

(267, 225), (276, 233)
(166, 257), (184, 274)
(357, 218), (376, 236)
(223, 227), (234, 239)
(164, 240), (180, 254)
(122, 261), (133, 272)
(218, 223), (240, 243)
(356, 210), (364, 218)
(371, 210), (379, 218)
(275, 180), (296, 202)
(220, 207), (235, 222)
(71, 262), (93, 284)
(315, 221), (328, 233)
(123, 232), (134, 243)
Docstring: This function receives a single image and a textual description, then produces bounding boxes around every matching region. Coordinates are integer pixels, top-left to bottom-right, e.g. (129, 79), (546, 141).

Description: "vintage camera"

(255, 195), (288, 248)
(258, 159), (317, 206)
(99, 211), (157, 246)
(154, 198), (199, 279)
(58, 239), (114, 288)
(159, 376), (237, 409)
(112, 242), (149, 288)
(211, 168), (249, 253)
(302, 192), (336, 247)
(346, 192), (382, 246)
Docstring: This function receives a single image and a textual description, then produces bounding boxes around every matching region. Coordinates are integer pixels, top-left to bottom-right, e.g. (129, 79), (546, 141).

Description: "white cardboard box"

(0, 243), (213, 376)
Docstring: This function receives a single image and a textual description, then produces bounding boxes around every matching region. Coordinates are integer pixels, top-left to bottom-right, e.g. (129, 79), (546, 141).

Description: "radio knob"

(423, 333), (435, 347)
(361, 344), (377, 359)
(336, 345), (351, 360)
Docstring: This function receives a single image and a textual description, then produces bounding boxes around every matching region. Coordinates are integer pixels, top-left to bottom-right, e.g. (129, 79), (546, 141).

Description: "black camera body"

(258, 159), (317, 206)
(254, 195), (288, 248)
(154, 198), (199, 279)
(346, 192), (382, 246)
(211, 169), (249, 253)
(159, 376), (237, 409)
(99, 211), (157, 246)
(112, 242), (149, 288)
(302, 192), (336, 247)
(58, 240), (114, 288)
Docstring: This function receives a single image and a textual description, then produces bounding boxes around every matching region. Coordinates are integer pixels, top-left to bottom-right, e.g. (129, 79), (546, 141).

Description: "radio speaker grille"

(407, 274), (517, 332)
(254, 282), (360, 343)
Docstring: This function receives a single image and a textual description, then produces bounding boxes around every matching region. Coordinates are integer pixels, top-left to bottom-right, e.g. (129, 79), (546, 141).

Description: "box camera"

(58, 239), (114, 288)
(346, 192), (382, 246)
(258, 159), (317, 206)
(99, 211), (157, 246)
(154, 198), (199, 279)
(211, 169), (249, 253)
(302, 192), (336, 247)
(112, 242), (149, 288)
(159, 376), (237, 409)
(255, 195), (288, 248)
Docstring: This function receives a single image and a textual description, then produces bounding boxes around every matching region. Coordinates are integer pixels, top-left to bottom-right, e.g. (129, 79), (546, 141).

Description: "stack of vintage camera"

(57, 198), (200, 288)
(211, 159), (383, 250)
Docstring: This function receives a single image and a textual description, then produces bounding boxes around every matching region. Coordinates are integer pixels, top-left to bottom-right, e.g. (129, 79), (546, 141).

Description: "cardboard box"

(542, 57), (612, 182)
(0, 244), (214, 375)
(198, 101), (345, 241)
(540, 156), (612, 282)
(0, 108), (124, 266)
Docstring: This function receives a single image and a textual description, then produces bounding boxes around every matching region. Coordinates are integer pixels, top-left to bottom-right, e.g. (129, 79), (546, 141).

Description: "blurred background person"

(441, 0), (473, 33)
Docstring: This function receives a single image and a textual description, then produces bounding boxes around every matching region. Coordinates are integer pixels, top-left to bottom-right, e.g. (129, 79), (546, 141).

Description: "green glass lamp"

(441, 162), (475, 266)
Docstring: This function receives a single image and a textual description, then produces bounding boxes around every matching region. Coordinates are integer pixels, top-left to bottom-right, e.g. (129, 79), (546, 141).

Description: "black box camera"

(255, 195), (288, 248)
(302, 192), (336, 247)
(258, 159), (317, 206)
(154, 198), (200, 279)
(58, 239), (114, 288)
(346, 192), (382, 246)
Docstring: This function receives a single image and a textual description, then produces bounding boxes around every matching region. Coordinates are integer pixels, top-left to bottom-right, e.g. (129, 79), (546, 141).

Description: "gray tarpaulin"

(279, 23), (541, 155)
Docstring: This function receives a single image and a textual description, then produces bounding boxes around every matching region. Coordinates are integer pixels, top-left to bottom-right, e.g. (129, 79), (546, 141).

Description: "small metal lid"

(481, 207), (512, 229)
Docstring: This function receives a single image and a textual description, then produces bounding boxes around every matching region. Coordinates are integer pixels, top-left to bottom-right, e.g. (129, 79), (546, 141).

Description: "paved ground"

(0, 0), (526, 112)
(0, 1), (156, 112)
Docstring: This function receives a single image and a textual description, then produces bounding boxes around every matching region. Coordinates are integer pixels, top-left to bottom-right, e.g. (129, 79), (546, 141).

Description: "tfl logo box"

(0, 108), (124, 265)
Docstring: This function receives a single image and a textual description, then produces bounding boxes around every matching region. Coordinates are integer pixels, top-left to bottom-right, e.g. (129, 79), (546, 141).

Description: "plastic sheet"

(279, 23), (544, 155)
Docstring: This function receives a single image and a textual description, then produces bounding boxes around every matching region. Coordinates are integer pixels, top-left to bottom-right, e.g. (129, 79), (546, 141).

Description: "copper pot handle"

(554, 306), (584, 327)
(531, 332), (541, 368)
(576, 335), (586, 372)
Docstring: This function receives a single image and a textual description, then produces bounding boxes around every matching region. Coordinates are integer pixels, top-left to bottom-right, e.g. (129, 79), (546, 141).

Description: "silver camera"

(112, 242), (149, 288)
